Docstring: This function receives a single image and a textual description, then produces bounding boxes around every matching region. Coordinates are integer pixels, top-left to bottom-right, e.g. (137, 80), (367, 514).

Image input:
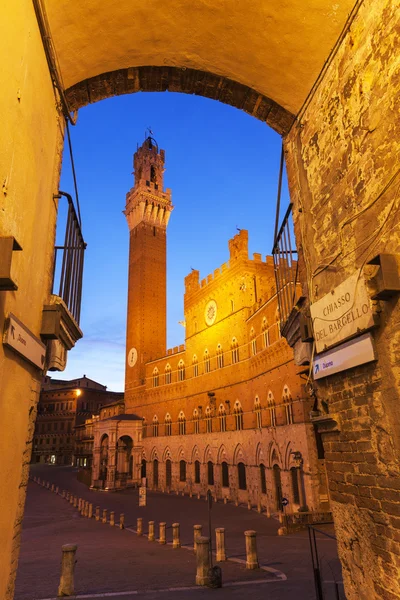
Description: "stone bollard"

(247, 500), (252, 510)
(66, 491), (70, 501)
(189, 490), (192, 498)
(62, 490), (65, 498)
(95, 506), (100, 521)
(102, 509), (108, 524)
(88, 503), (93, 519)
(176, 490), (179, 496)
(110, 511), (115, 526)
(119, 513), (125, 530)
(193, 524), (202, 554)
(159, 522), (166, 544)
(195, 536), (211, 586)
(56, 486), (59, 495)
(73, 496), (77, 508)
(223, 497), (227, 505)
(51, 484), (55, 492)
(245, 530), (259, 569)
(235, 499), (239, 507)
(278, 511), (284, 524)
(137, 518), (143, 536)
(197, 492), (200, 500)
(216, 528), (226, 562)
(78, 498), (82, 511)
(83, 502), (87, 517)
(57, 544), (78, 597)
(172, 523), (181, 548)
(148, 521), (155, 541)
(266, 506), (271, 518)
(257, 501), (262, 514)
(46, 481), (50, 489)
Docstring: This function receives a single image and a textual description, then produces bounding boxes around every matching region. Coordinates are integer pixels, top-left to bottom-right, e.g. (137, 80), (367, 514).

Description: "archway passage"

(166, 459), (172, 488)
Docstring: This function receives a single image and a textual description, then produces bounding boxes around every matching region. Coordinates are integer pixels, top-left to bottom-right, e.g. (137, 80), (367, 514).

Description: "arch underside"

(66, 66), (295, 136)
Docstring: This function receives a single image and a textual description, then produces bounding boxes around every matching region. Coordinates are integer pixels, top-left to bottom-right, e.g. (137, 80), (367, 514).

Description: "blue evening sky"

(57, 92), (290, 391)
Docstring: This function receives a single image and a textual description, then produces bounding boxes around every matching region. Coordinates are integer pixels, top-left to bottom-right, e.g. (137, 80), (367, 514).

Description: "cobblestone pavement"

(14, 465), (345, 600)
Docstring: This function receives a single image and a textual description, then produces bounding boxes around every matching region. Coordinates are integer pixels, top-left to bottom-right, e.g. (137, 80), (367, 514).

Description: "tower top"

(124, 136), (173, 231)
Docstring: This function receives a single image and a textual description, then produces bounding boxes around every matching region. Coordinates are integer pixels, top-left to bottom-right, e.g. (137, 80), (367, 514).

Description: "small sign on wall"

(313, 332), (376, 380)
(310, 270), (374, 353)
(3, 313), (46, 370)
(139, 486), (147, 507)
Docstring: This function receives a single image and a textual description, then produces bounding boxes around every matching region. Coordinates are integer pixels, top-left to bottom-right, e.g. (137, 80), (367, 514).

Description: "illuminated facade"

(92, 138), (328, 513)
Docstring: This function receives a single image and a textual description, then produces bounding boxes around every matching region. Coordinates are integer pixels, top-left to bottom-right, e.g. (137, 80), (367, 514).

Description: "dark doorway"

(194, 460), (200, 483)
(273, 464), (283, 510)
(166, 459), (172, 487)
(221, 461), (229, 487)
(238, 462), (247, 490)
(207, 461), (214, 485)
(153, 459), (159, 487)
(141, 459), (147, 479)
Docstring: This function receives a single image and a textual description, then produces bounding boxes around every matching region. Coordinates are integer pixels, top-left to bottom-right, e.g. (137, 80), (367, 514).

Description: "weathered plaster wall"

(285, 1), (400, 597)
(0, 3), (62, 597)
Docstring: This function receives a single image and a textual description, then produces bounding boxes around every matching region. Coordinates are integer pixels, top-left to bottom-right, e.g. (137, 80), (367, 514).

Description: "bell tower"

(124, 136), (173, 394)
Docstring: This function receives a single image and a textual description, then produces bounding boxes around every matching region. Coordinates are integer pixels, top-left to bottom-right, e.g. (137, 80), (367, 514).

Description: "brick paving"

(14, 465), (345, 600)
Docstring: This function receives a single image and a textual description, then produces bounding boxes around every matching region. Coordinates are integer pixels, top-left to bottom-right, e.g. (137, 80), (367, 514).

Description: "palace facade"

(91, 137), (328, 513)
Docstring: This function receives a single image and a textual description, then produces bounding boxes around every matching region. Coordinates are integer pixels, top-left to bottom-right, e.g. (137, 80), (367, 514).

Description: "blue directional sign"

(281, 497), (289, 507)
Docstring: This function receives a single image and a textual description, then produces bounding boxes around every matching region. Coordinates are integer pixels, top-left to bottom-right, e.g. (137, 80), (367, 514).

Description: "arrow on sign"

(11, 325), (15, 339)
(314, 363), (320, 374)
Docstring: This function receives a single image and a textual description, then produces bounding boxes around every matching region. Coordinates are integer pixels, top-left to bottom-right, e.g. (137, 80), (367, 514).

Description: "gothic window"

(250, 328), (257, 356)
(268, 392), (276, 427)
(193, 408), (200, 434)
(150, 165), (157, 183)
(231, 338), (239, 364)
(218, 404), (226, 433)
(233, 400), (243, 431)
(152, 367), (159, 388)
(262, 318), (270, 348)
(153, 459), (159, 487)
(166, 459), (172, 487)
(165, 413), (172, 436)
(204, 349), (211, 374)
(221, 461), (229, 487)
(192, 355), (198, 378)
(178, 360), (185, 381)
(205, 406), (212, 433)
(194, 460), (201, 483)
(152, 415), (159, 437)
(180, 460), (187, 482)
(216, 344), (224, 369)
(260, 464), (267, 494)
(178, 411), (186, 435)
(207, 461), (214, 485)
(254, 396), (262, 429)
(165, 363), (172, 384)
(283, 386), (294, 425)
(238, 462), (247, 490)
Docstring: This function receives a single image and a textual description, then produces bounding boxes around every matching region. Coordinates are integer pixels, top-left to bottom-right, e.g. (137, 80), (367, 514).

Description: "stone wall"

(284, 1), (400, 597)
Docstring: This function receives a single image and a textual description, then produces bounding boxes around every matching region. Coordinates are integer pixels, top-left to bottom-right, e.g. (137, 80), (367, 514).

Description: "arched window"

(193, 408), (200, 434)
(192, 354), (198, 378)
(152, 367), (159, 387)
(254, 396), (262, 429)
(260, 464), (267, 494)
(262, 317), (270, 348)
(218, 404), (226, 433)
(165, 413), (172, 436)
(153, 459), (159, 487)
(205, 406), (212, 433)
(268, 392), (276, 427)
(238, 462), (247, 490)
(178, 360), (185, 382)
(250, 328), (257, 356)
(221, 461), (229, 488)
(150, 164), (157, 183)
(165, 363), (172, 384)
(194, 460), (201, 484)
(152, 415), (159, 437)
(178, 411), (186, 435)
(204, 349), (211, 374)
(290, 467), (300, 504)
(216, 344), (224, 369)
(283, 385), (294, 425)
(207, 461), (214, 485)
(231, 338), (239, 364)
(233, 400), (243, 431)
(180, 460), (187, 482)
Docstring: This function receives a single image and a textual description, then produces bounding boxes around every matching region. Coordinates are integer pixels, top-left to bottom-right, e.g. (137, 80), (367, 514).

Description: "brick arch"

(66, 66), (294, 136)
(191, 445), (201, 463)
(233, 443), (246, 466)
(255, 442), (266, 466)
(150, 446), (159, 461)
(162, 446), (173, 462)
(268, 440), (282, 469)
(217, 444), (229, 464)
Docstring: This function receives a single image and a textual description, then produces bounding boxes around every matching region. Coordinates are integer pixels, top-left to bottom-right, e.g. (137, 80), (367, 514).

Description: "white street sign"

(310, 270), (374, 353)
(139, 486), (147, 507)
(313, 333), (376, 380)
(3, 313), (46, 370)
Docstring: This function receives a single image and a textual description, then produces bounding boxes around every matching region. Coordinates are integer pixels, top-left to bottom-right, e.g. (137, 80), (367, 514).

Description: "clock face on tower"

(204, 300), (217, 326)
(128, 347), (138, 367)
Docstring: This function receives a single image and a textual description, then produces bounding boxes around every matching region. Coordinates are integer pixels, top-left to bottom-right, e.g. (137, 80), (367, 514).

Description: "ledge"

(41, 295), (83, 351)
(310, 413), (341, 435)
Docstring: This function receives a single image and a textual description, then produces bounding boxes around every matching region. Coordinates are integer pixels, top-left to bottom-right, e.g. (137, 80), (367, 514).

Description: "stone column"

(159, 522), (166, 544)
(137, 517), (143, 536)
(148, 521), (155, 541)
(216, 528), (226, 562)
(193, 524), (202, 554)
(119, 514), (125, 529)
(195, 536), (211, 586)
(92, 444), (101, 485)
(245, 530), (259, 569)
(172, 523), (180, 548)
(57, 544), (77, 597)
